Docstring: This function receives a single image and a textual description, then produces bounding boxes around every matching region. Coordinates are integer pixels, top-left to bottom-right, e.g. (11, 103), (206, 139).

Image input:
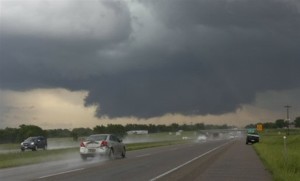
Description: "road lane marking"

(38, 168), (85, 179)
(136, 153), (151, 158)
(149, 141), (230, 181)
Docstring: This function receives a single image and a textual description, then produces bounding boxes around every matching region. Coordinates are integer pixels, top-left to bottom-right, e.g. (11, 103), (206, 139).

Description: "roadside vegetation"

(0, 148), (77, 168)
(254, 129), (300, 181)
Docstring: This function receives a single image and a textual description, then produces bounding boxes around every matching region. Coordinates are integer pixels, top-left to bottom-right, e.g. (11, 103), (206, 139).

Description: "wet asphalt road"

(0, 138), (272, 181)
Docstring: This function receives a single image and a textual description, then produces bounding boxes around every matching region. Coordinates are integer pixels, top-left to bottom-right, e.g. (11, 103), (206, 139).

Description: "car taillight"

(100, 140), (108, 147)
(80, 142), (86, 147)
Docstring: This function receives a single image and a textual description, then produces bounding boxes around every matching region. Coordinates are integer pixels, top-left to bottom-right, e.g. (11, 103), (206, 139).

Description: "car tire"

(81, 155), (87, 161)
(108, 148), (115, 160)
(121, 148), (126, 158)
(32, 146), (38, 151)
(21, 148), (25, 152)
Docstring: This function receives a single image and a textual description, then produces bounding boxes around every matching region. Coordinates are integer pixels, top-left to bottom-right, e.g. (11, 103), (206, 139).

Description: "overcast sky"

(1, 0), (300, 129)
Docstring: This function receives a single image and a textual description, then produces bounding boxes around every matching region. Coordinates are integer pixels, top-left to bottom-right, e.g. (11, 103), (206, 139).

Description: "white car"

(80, 134), (126, 160)
(197, 135), (207, 142)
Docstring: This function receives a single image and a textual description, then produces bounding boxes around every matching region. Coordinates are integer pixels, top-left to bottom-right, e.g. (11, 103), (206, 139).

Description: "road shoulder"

(158, 139), (272, 181)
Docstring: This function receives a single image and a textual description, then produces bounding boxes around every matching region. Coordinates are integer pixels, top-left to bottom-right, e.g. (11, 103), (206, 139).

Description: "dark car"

(21, 136), (47, 151)
(246, 129), (260, 144)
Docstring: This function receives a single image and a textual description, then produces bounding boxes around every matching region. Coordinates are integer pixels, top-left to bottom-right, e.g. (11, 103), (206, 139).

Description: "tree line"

(3, 117), (298, 144)
(0, 123), (231, 144)
(245, 117), (300, 129)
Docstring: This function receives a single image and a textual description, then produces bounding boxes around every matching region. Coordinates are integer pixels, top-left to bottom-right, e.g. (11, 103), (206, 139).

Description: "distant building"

(127, 130), (148, 135)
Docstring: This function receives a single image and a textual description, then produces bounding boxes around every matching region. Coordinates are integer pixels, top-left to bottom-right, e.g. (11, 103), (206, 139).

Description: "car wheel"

(21, 148), (25, 152)
(81, 155), (87, 161)
(121, 148), (126, 158)
(108, 148), (115, 160)
(32, 146), (38, 151)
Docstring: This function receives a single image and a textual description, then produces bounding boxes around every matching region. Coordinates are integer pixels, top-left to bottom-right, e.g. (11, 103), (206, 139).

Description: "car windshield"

(247, 129), (258, 134)
(87, 135), (107, 141)
(24, 137), (36, 142)
(248, 132), (258, 136)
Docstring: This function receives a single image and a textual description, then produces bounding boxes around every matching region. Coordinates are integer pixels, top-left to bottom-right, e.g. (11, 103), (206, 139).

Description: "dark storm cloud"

(1, 0), (300, 118)
(147, 0), (300, 29)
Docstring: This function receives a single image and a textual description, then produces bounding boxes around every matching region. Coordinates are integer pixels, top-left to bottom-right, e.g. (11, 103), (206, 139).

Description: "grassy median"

(253, 130), (300, 181)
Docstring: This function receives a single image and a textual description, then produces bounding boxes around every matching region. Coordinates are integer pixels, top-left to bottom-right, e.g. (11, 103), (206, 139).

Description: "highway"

(0, 138), (272, 181)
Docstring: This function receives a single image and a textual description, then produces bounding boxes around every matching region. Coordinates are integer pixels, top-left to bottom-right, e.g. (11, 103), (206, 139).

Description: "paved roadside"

(158, 138), (273, 181)
(195, 138), (272, 181)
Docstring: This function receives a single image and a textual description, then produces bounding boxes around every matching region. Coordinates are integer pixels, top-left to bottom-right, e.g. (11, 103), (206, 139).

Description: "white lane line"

(136, 153), (151, 158)
(38, 168), (85, 179)
(149, 142), (230, 181)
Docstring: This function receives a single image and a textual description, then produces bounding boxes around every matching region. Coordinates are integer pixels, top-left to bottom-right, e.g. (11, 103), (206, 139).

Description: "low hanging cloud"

(1, 0), (300, 119)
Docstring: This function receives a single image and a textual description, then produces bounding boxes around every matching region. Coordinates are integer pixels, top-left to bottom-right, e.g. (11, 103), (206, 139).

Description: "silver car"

(79, 134), (126, 160)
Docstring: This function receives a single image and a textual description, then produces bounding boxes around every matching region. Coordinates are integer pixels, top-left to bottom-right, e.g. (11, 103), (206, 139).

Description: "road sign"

(256, 123), (263, 132)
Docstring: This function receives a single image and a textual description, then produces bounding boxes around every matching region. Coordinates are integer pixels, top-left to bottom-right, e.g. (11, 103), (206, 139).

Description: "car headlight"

(31, 142), (35, 145)
(21, 142), (23, 146)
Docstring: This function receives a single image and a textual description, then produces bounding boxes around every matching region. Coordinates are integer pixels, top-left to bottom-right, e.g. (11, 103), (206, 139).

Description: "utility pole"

(284, 105), (291, 135)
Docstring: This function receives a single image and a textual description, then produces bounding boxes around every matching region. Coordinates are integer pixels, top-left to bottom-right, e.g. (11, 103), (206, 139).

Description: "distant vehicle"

(197, 135), (207, 142)
(80, 134), (126, 160)
(20, 136), (47, 151)
(182, 136), (191, 140)
(228, 135), (235, 139)
(127, 130), (148, 135)
(228, 133), (235, 139)
(246, 129), (260, 144)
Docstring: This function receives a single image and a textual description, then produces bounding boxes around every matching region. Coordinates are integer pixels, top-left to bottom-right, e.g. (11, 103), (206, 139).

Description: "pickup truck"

(246, 129), (260, 144)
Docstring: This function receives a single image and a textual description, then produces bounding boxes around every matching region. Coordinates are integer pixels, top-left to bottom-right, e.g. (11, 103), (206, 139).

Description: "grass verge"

(0, 139), (189, 169)
(253, 130), (300, 181)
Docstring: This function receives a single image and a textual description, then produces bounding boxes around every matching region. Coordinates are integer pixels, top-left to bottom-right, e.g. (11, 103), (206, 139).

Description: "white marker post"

(283, 136), (287, 168)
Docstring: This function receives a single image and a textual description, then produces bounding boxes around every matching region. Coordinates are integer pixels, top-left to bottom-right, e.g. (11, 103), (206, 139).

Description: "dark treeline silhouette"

(0, 123), (232, 143)
(2, 117), (299, 144)
(0, 124), (46, 144)
(245, 116), (300, 129)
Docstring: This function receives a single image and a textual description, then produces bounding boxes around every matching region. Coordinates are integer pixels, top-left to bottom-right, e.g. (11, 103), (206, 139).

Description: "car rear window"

(87, 135), (107, 141)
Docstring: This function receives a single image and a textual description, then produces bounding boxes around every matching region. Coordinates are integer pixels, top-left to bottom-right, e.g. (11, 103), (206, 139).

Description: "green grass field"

(0, 148), (78, 168)
(253, 129), (300, 181)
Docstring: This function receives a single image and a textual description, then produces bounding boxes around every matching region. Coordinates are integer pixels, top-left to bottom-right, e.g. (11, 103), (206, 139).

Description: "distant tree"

(71, 131), (78, 141)
(263, 122), (276, 129)
(205, 124), (226, 130)
(180, 124), (190, 131)
(46, 129), (71, 138)
(71, 128), (93, 141)
(148, 124), (158, 133)
(138, 124), (150, 131)
(245, 124), (256, 129)
(220, 124), (229, 129)
(294, 117), (300, 128)
(124, 124), (137, 131)
(156, 124), (168, 132)
(170, 123), (179, 132)
(275, 119), (286, 128)
(106, 124), (126, 137)
(17, 124), (46, 142)
(0, 128), (19, 143)
(93, 125), (106, 134)
(194, 123), (205, 130)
